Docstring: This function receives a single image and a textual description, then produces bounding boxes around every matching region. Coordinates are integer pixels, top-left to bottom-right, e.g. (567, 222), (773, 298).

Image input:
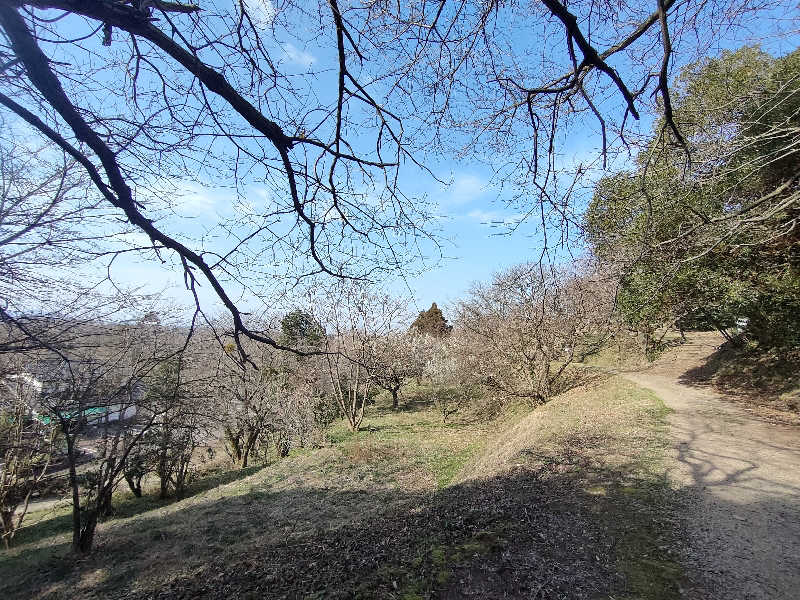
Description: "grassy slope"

(1, 379), (683, 600)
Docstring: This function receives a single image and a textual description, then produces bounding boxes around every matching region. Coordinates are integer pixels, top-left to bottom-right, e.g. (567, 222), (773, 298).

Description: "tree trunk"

(391, 388), (399, 410)
(224, 427), (245, 467)
(174, 470), (185, 499)
(124, 473), (142, 497)
(273, 430), (290, 458)
(240, 429), (261, 468)
(97, 487), (114, 518)
(229, 444), (243, 466)
(174, 450), (191, 498)
(77, 509), (97, 553)
(66, 435), (83, 552)
(1, 510), (13, 549)
(159, 477), (169, 499)
(158, 445), (170, 499)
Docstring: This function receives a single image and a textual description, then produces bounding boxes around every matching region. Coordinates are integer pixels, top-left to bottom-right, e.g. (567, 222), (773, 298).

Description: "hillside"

(5, 332), (799, 600)
(2, 377), (682, 600)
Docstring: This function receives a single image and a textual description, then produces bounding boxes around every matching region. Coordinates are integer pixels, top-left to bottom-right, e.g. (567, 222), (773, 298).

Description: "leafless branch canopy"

(0, 0), (440, 352)
(0, 0), (793, 348)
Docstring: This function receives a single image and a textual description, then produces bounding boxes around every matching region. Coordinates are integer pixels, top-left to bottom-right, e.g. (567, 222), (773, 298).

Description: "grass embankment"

(1, 378), (683, 599)
(681, 343), (800, 424)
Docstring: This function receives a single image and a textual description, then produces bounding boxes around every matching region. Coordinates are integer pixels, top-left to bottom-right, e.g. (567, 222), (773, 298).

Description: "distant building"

(0, 358), (142, 426)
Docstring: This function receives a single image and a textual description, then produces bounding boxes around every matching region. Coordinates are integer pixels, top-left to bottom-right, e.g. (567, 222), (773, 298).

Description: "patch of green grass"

(427, 444), (480, 489)
(9, 503), (73, 547)
(2, 462), (265, 563)
(322, 390), (490, 491)
(325, 425), (357, 445)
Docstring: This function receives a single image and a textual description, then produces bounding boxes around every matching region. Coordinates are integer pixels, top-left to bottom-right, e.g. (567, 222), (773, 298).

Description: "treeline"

(586, 46), (800, 351)
(0, 263), (619, 553)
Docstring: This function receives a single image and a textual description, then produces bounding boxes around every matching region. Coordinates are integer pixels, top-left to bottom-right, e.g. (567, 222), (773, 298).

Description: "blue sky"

(47, 0), (797, 323)
(107, 163), (548, 316)
(95, 3), (607, 318)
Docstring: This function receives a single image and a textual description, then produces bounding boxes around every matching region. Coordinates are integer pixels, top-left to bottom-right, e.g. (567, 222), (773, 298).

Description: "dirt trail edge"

(621, 334), (800, 600)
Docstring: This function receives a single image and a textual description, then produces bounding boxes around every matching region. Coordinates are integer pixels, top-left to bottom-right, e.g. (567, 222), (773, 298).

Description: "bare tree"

(0, 355), (57, 548)
(319, 284), (408, 430)
(324, 339), (373, 433)
(1, 0), (790, 351)
(269, 376), (329, 457)
(0, 124), (191, 549)
(0, 1), (438, 355)
(458, 263), (615, 404)
(0, 128), (125, 357)
(140, 354), (208, 499)
(423, 337), (481, 423)
(214, 341), (287, 468)
(33, 320), (172, 553)
(367, 331), (430, 410)
(121, 340), (213, 499)
(342, 1), (797, 250)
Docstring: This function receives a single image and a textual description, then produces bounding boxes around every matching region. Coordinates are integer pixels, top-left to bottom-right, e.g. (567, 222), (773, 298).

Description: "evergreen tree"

(585, 47), (800, 348)
(411, 303), (453, 337)
(280, 310), (325, 349)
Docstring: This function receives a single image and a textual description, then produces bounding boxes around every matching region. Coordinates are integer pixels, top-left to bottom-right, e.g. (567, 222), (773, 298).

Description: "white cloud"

(233, 186), (270, 215)
(443, 173), (486, 207)
(282, 42), (315, 68)
(245, 0), (276, 28)
(168, 181), (220, 216)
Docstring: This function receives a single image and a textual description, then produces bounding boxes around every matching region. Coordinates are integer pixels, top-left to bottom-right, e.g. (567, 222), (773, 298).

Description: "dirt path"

(622, 333), (800, 600)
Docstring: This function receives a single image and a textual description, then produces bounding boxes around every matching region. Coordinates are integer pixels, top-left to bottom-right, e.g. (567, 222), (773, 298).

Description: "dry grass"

(1, 381), (684, 599)
(466, 379), (670, 480)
